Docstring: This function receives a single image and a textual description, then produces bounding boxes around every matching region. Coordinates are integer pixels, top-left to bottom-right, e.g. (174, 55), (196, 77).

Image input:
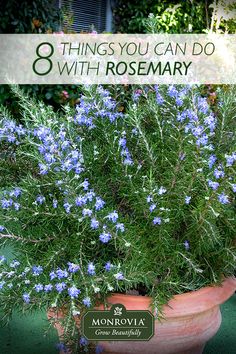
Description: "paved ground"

(0, 246), (235, 353)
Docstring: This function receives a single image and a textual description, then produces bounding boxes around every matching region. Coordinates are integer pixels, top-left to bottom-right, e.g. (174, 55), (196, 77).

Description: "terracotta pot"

(48, 277), (236, 354)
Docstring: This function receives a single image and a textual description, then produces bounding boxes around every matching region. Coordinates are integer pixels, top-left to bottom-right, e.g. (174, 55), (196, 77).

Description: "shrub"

(0, 84), (235, 351)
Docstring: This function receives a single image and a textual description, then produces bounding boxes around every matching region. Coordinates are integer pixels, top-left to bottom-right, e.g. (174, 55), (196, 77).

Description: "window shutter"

(60, 0), (111, 33)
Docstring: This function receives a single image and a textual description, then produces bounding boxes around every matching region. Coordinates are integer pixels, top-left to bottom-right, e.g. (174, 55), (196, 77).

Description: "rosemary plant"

(0, 84), (235, 352)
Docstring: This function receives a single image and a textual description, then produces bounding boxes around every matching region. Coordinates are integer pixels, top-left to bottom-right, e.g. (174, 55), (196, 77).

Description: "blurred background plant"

(0, 0), (83, 115)
(113, 0), (211, 34)
(209, 0), (236, 33)
(0, 0), (61, 33)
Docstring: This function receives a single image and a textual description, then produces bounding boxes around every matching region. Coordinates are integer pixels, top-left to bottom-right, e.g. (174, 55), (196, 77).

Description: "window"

(59, 0), (113, 32)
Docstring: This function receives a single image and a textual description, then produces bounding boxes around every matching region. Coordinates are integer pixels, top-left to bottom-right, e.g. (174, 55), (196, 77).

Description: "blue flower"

(232, 184), (236, 193)
(204, 115), (216, 132)
(153, 217), (161, 225)
(1, 198), (13, 209)
(185, 196), (191, 204)
(67, 262), (80, 273)
(95, 344), (104, 354)
(104, 261), (112, 271)
(114, 272), (124, 280)
(132, 128), (138, 135)
(214, 168), (225, 179)
(175, 97), (183, 106)
(32, 265), (43, 276)
(7, 135), (16, 143)
(56, 269), (68, 279)
(123, 156), (134, 166)
(184, 240), (190, 250)
(192, 126), (204, 137)
(0, 255), (6, 263)
(197, 97), (209, 114)
(80, 337), (88, 346)
(156, 92), (164, 105)
(23, 293), (30, 303)
(115, 223), (125, 232)
(226, 155), (235, 167)
(99, 231), (112, 243)
(146, 195), (153, 203)
(82, 208), (93, 217)
(34, 283), (44, 292)
(70, 150), (79, 160)
(119, 137), (127, 147)
(10, 188), (21, 198)
(53, 199), (58, 208)
(95, 197), (105, 211)
(0, 281), (5, 289)
(149, 204), (156, 212)
(87, 263), (95, 275)
(177, 110), (187, 123)
(63, 202), (72, 214)
(218, 193), (229, 204)
(121, 147), (134, 166)
(36, 195), (45, 205)
(167, 85), (178, 98)
(44, 153), (55, 163)
(106, 211), (119, 223)
(10, 260), (20, 268)
(61, 140), (70, 150)
(196, 134), (208, 147)
(158, 186), (167, 195)
(207, 154), (216, 167)
(34, 126), (50, 140)
(75, 196), (86, 207)
(44, 284), (53, 292)
(91, 218), (99, 229)
(0, 226), (5, 232)
(14, 203), (20, 211)
(208, 180), (219, 190)
(55, 282), (67, 293)
(56, 343), (68, 352)
(82, 179), (89, 191)
(85, 190), (95, 202)
(62, 159), (74, 172)
(83, 297), (91, 307)
(68, 286), (81, 299)
(49, 271), (57, 280)
(38, 163), (49, 175)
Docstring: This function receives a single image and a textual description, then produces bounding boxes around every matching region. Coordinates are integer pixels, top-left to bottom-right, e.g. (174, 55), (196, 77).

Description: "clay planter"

(48, 277), (236, 354)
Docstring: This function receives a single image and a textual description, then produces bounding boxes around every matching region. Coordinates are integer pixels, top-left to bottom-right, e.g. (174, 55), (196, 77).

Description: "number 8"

(33, 42), (54, 76)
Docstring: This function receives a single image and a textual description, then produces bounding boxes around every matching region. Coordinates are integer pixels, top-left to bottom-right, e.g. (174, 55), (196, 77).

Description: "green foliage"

(0, 0), (61, 33)
(0, 85), (235, 352)
(0, 0), (83, 114)
(0, 85), (84, 119)
(113, 0), (211, 33)
(146, 3), (210, 34)
(113, 0), (236, 34)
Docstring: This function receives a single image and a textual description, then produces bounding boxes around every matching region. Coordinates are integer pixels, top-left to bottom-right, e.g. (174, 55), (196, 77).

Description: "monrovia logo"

(82, 304), (155, 341)
(91, 316), (146, 327)
(114, 306), (123, 316)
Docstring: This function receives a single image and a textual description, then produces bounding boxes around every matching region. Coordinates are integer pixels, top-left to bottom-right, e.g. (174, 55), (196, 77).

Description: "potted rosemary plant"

(0, 84), (235, 354)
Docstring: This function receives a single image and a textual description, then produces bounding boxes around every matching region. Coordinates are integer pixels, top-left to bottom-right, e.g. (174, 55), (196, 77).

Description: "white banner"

(0, 34), (235, 84)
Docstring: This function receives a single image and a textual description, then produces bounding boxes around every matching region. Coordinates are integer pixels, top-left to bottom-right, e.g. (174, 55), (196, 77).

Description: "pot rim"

(100, 277), (236, 318)
(47, 277), (236, 320)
